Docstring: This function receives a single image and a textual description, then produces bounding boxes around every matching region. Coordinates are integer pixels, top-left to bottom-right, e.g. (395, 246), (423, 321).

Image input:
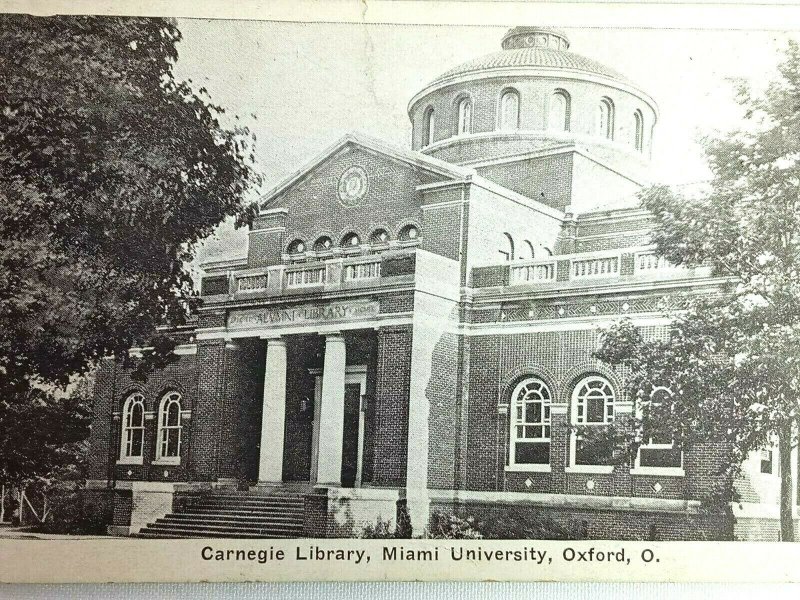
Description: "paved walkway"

(0, 526), (117, 539)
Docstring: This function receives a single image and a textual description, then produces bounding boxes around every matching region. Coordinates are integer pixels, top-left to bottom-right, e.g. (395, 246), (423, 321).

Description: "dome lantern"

(501, 26), (570, 51)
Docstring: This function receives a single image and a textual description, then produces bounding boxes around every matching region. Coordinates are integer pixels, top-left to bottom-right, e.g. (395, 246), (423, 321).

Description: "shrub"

(360, 518), (396, 539)
(428, 512), (484, 539)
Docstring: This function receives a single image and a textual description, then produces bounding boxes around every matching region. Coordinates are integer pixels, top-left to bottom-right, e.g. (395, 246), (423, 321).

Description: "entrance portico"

(255, 330), (375, 489)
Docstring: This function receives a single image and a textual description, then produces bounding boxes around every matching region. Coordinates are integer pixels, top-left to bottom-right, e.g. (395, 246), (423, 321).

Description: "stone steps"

(133, 491), (306, 539)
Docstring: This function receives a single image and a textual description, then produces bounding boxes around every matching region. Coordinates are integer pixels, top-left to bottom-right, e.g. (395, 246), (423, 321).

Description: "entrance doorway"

(310, 365), (367, 487)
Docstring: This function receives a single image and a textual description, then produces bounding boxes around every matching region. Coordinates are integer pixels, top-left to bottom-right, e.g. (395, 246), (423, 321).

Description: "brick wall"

(430, 499), (732, 541)
(189, 340), (227, 481)
(426, 332), (462, 490)
(88, 349), (199, 485)
(370, 326), (413, 486)
(421, 186), (466, 263)
(476, 154), (573, 210)
(261, 145), (443, 258)
(459, 326), (730, 505)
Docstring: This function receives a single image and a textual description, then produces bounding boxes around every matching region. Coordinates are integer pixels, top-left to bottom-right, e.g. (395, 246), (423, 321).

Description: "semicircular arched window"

(499, 89), (520, 131)
(313, 236), (333, 252)
(509, 378), (552, 468)
(456, 97), (472, 135)
(548, 90), (571, 132)
(570, 375), (617, 467)
(398, 224), (420, 242)
(369, 229), (390, 244)
(422, 106), (436, 147)
(286, 239), (306, 255)
(156, 391), (183, 464)
(120, 393), (145, 463)
(340, 232), (361, 248)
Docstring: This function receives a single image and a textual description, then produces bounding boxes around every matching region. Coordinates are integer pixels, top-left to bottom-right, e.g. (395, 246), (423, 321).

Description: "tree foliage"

(597, 41), (800, 540)
(0, 16), (260, 483)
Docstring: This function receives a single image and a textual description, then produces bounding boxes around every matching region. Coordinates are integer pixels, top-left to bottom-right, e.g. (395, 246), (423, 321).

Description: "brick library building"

(85, 26), (796, 540)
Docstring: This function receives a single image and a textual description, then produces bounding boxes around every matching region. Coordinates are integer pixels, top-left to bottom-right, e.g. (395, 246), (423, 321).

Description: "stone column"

(316, 333), (347, 486)
(258, 337), (287, 484)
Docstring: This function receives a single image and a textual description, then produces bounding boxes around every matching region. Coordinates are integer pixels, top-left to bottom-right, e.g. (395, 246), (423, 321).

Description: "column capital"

(321, 331), (345, 341)
(261, 335), (286, 346)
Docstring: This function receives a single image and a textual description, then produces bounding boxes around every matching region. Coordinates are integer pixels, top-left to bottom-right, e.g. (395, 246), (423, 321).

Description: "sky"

(171, 19), (794, 261)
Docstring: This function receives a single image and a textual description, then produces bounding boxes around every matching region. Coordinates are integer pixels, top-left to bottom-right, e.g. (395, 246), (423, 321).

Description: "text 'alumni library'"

(85, 27), (796, 540)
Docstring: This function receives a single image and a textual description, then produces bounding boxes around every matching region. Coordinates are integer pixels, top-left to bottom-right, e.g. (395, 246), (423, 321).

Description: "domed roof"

(426, 27), (633, 89)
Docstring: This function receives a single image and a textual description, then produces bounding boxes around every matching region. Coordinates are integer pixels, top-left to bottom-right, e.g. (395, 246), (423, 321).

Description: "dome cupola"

(501, 26), (570, 51)
(407, 26), (658, 186)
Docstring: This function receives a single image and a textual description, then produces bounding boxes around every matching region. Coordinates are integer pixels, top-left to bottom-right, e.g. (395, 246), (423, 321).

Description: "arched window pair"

(509, 374), (619, 469)
(119, 391), (183, 464)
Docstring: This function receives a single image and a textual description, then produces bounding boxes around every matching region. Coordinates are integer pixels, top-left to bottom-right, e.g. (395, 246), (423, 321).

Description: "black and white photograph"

(3, 0), (800, 585)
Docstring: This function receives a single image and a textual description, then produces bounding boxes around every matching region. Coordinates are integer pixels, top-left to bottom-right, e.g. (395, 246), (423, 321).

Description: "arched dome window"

(633, 110), (645, 152)
(369, 229), (390, 244)
(340, 232), (361, 248)
(422, 107), (435, 147)
(596, 98), (614, 140)
(499, 89), (520, 131)
(548, 90), (570, 132)
(313, 236), (333, 252)
(398, 224), (420, 242)
(286, 239), (306, 255)
(456, 97), (472, 135)
(509, 378), (552, 467)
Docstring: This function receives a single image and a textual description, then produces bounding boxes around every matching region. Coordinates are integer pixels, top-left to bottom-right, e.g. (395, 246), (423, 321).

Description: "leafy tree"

(597, 42), (800, 541)
(0, 16), (260, 484)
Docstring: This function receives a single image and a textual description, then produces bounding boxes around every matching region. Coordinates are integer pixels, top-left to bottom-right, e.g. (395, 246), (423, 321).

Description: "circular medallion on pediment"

(337, 165), (369, 206)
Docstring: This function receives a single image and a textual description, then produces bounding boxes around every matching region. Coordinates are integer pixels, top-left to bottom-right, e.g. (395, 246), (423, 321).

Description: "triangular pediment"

(260, 133), (474, 211)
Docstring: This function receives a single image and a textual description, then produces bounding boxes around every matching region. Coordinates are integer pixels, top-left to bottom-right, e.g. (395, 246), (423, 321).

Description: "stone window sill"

(116, 457), (143, 466)
(565, 464), (614, 474)
(152, 457), (181, 466)
(630, 466), (685, 477)
(505, 464), (551, 473)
